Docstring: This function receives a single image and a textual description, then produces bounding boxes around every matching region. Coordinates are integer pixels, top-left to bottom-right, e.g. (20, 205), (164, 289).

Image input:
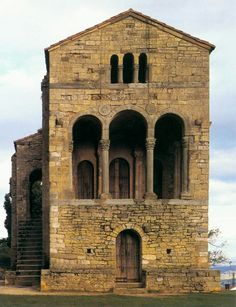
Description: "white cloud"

(210, 148), (236, 179)
(210, 179), (236, 207)
(209, 178), (236, 258)
(0, 150), (12, 192)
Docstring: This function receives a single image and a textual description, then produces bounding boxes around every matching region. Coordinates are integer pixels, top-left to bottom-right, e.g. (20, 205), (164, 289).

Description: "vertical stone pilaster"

(146, 65), (149, 83)
(100, 139), (111, 199)
(181, 136), (191, 199)
(174, 141), (181, 199)
(145, 138), (157, 200)
(134, 150), (143, 199)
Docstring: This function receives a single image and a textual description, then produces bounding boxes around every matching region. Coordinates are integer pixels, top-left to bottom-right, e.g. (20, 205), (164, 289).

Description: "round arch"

(155, 109), (190, 136)
(108, 106), (150, 130)
(68, 112), (105, 141)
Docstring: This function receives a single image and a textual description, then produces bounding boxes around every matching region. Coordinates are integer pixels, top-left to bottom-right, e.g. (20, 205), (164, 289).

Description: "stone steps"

(114, 282), (147, 294)
(15, 275), (40, 287)
(16, 218), (42, 287)
(16, 264), (42, 270)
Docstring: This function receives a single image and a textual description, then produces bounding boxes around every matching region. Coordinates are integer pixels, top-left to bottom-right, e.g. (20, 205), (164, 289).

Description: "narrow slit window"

(123, 53), (134, 84)
(138, 53), (147, 83)
(110, 55), (119, 83)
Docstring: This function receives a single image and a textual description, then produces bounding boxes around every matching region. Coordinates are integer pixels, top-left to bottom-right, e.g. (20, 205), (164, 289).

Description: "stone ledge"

(50, 198), (208, 207)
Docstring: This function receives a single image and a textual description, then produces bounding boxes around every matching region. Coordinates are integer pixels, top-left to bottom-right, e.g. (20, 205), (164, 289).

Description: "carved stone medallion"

(98, 105), (111, 116)
(146, 103), (156, 115)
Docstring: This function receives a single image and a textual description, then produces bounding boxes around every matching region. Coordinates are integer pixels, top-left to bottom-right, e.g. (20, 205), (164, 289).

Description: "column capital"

(134, 150), (143, 159)
(146, 138), (156, 150)
(100, 139), (110, 151)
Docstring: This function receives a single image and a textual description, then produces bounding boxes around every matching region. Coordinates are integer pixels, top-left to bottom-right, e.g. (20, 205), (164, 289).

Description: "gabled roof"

(14, 129), (42, 150)
(45, 8), (215, 53)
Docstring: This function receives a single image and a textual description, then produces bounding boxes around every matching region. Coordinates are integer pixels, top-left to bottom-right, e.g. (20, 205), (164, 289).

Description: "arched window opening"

(154, 114), (184, 199)
(77, 161), (94, 199)
(138, 53), (147, 83)
(29, 169), (42, 218)
(110, 158), (130, 199)
(123, 53), (134, 84)
(116, 230), (141, 282)
(72, 115), (102, 199)
(110, 54), (119, 83)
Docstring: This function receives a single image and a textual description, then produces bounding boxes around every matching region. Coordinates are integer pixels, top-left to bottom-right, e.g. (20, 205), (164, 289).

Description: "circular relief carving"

(98, 105), (111, 116)
(146, 103), (156, 115)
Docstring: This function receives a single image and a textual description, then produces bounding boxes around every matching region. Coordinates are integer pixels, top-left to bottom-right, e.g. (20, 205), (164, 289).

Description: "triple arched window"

(110, 53), (148, 84)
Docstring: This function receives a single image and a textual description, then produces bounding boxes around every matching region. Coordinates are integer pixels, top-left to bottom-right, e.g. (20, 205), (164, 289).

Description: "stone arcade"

(8, 9), (220, 292)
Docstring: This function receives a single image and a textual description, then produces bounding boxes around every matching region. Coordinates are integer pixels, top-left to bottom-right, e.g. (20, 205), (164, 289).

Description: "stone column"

(145, 138), (157, 199)
(134, 64), (139, 83)
(118, 65), (123, 83)
(181, 136), (190, 199)
(100, 139), (111, 199)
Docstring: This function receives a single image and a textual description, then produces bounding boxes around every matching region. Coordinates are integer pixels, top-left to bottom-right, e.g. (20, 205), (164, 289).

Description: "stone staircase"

(16, 218), (42, 286)
(113, 282), (147, 294)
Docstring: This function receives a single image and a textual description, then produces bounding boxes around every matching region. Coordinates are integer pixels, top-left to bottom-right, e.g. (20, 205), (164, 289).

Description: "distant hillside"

(212, 265), (236, 273)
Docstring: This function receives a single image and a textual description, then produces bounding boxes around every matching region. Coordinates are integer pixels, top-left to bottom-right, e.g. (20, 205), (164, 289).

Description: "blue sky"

(0, 0), (235, 260)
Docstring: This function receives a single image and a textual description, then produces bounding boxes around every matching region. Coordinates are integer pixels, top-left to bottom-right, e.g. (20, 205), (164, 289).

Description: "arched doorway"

(116, 230), (141, 282)
(109, 158), (130, 199)
(29, 169), (42, 218)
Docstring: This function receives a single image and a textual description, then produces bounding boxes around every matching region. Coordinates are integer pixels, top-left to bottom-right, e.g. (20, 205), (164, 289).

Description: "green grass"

(0, 292), (235, 307)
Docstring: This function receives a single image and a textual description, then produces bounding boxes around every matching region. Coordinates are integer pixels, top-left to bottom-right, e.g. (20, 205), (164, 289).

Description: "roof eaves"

(45, 9), (215, 53)
(14, 129), (42, 148)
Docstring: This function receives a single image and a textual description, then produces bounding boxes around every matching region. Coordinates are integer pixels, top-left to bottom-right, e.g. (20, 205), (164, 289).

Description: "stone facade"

(9, 9), (220, 292)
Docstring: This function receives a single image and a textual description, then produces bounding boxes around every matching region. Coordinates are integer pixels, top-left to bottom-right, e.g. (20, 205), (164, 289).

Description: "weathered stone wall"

(40, 198), (221, 292)
(47, 16), (210, 202)
(10, 132), (42, 269)
(41, 268), (220, 293)
(146, 268), (220, 292)
(41, 76), (50, 268)
(13, 132), (42, 220)
(49, 200), (209, 271)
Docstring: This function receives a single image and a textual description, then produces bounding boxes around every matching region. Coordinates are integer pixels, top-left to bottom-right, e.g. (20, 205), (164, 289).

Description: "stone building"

(8, 9), (220, 292)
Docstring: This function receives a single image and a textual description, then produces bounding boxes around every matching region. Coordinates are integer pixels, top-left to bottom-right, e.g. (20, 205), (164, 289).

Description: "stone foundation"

(41, 268), (220, 293)
(146, 268), (221, 293)
(41, 269), (115, 292)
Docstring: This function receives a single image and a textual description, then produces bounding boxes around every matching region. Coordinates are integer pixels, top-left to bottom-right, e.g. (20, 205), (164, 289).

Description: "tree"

(208, 228), (229, 265)
(3, 193), (11, 247)
(0, 238), (11, 268)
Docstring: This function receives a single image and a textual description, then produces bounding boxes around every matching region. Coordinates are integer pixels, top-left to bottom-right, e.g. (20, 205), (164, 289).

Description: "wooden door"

(78, 161), (94, 199)
(116, 230), (140, 282)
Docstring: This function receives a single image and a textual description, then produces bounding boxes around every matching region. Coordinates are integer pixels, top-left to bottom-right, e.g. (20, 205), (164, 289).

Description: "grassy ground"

(0, 292), (235, 307)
